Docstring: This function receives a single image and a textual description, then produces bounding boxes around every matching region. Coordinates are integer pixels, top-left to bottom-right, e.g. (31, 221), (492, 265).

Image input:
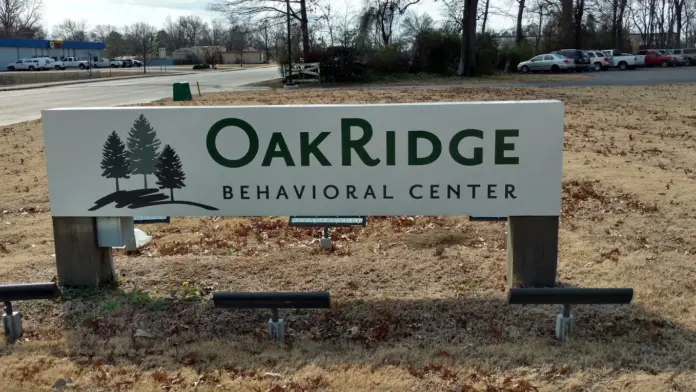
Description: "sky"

(43, 0), (519, 38)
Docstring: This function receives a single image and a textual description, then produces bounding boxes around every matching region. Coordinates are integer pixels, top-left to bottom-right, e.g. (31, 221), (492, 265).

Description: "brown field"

(1, 85), (696, 391)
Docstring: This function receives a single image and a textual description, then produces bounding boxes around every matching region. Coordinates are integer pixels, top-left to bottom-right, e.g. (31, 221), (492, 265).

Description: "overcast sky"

(44, 0), (519, 38)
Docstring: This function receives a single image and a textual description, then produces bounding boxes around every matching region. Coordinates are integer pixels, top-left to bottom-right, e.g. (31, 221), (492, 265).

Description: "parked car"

(554, 49), (591, 71)
(683, 48), (696, 65)
(586, 50), (610, 71)
(663, 49), (689, 66)
(517, 53), (575, 73)
(133, 59), (143, 67)
(61, 56), (90, 69)
(6, 58), (46, 71)
(109, 59), (123, 68)
(638, 49), (677, 67)
(601, 50), (640, 70)
(91, 57), (110, 68)
(121, 59), (134, 67)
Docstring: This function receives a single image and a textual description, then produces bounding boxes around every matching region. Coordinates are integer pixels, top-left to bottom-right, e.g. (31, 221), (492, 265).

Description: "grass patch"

(0, 70), (169, 87)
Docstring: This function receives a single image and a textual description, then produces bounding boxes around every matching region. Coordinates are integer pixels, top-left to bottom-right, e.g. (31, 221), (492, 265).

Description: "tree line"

(3, 0), (696, 76)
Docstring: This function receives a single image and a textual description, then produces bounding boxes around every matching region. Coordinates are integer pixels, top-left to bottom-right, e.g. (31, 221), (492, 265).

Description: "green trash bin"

(172, 82), (192, 101)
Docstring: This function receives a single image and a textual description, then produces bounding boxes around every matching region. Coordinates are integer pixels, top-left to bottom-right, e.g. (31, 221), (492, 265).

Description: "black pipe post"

(285, 0), (293, 85)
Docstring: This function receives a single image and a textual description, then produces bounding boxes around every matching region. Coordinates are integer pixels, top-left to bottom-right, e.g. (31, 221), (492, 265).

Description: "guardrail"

(507, 287), (634, 341)
(1, 282), (60, 340)
(213, 291), (331, 341)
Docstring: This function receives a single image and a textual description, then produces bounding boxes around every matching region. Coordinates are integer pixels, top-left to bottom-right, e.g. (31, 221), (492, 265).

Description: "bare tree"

(209, 0), (312, 58)
(527, 0), (548, 51)
(53, 19), (88, 41)
(457, 0), (478, 76)
(515, 0), (526, 46)
(126, 22), (156, 73)
(358, 0), (422, 46)
(401, 11), (434, 45)
(0, 0), (42, 38)
(90, 24), (118, 42)
(336, 0), (359, 47)
(180, 15), (206, 46)
(210, 19), (228, 46)
(480, 0), (490, 33)
(317, 0), (336, 46)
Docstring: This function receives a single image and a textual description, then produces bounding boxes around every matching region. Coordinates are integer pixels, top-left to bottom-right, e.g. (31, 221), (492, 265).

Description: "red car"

(640, 49), (677, 67)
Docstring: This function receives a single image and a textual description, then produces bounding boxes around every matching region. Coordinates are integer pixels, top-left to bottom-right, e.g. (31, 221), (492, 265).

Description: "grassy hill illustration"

(89, 114), (218, 211)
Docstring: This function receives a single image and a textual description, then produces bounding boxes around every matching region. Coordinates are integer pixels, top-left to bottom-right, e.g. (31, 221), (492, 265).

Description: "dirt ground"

(1, 85), (696, 391)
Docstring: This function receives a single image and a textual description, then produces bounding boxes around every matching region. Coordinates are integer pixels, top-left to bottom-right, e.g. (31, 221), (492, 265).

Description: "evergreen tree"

(100, 131), (131, 191)
(155, 144), (186, 201)
(126, 114), (161, 189)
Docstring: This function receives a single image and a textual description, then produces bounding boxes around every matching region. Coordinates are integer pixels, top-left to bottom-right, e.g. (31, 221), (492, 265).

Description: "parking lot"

(521, 66), (696, 86)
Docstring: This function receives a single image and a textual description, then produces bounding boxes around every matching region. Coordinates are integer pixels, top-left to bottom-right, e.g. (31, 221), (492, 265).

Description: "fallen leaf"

(134, 329), (155, 338)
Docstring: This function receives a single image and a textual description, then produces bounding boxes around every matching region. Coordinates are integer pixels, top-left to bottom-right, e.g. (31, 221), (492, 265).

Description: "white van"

(6, 58), (47, 71)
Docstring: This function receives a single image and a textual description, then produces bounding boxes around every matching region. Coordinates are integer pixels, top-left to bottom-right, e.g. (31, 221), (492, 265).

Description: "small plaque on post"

(134, 216), (171, 224)
(288, 216), (366, 227)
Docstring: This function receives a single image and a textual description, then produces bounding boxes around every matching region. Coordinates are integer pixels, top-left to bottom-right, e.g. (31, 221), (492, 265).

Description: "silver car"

(517, 54), (575, 73)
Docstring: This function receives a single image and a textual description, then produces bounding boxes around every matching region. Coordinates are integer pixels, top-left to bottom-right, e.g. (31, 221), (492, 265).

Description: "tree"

(126, 22), (156, 73)
(457, 0), (478, 76)
(209, 0), (312, 58)
(90, 24), (118, 42)
(0, 0), (42, 38)
(126, 114), (161, 189)
(104, 30), (126, 58)
(155, 145), (186, 201)
(53, 18), (88, 40)
(100, 131), (131, 192)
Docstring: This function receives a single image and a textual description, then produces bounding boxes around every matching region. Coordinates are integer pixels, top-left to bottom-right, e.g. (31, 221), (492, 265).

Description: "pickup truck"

(91, 58), (110, 68)
(638, 49), (677, 67)
(601, 50), (640, 70)
(61, 56), (90, 69)
(109, 59), (123, 68)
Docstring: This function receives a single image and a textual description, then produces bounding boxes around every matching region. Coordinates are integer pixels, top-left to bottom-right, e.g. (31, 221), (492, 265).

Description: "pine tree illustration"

(155, 145), (186, 201)
(126, 114), (161, 189)
(99, 131), (131, 192)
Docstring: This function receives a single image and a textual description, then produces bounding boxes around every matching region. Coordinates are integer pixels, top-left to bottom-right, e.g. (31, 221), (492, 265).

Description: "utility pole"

(286, 0), (294, 85)
(263, 21), (270, 64)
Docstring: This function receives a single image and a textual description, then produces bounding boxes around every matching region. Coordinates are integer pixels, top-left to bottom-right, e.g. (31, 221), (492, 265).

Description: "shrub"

(475, 33), (499, 75)
(364, 44), (410, 74)
(410, 30), (460, 74)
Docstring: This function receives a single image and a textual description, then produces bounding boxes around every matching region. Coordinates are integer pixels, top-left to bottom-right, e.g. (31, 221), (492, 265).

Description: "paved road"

(0, 67), (278, 126)
(526, 66), (696, 87)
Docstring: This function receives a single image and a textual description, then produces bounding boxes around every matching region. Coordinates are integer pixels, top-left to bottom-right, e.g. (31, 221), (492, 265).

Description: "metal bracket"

(267, 308), (285, 341)
(96, 217), (135, 250)
(3, 302), (22, 340)
(320, 227), (332, 249)
(555, 304), (574, 342)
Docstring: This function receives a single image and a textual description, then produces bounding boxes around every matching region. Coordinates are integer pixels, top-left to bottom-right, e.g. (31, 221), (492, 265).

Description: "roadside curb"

(0, 72), (192, 92)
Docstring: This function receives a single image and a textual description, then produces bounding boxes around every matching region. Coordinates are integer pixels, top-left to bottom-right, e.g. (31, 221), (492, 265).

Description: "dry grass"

(1, 85), (696, 391)
(0, 70), (169, 87)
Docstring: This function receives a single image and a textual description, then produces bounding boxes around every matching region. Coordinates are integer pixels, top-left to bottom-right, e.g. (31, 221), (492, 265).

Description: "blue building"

(0, 38), (105, 67)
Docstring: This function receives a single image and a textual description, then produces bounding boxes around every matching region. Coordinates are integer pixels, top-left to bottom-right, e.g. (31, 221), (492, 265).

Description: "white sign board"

(41, 102), (564, 217)
(158, 47), (166, 59)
